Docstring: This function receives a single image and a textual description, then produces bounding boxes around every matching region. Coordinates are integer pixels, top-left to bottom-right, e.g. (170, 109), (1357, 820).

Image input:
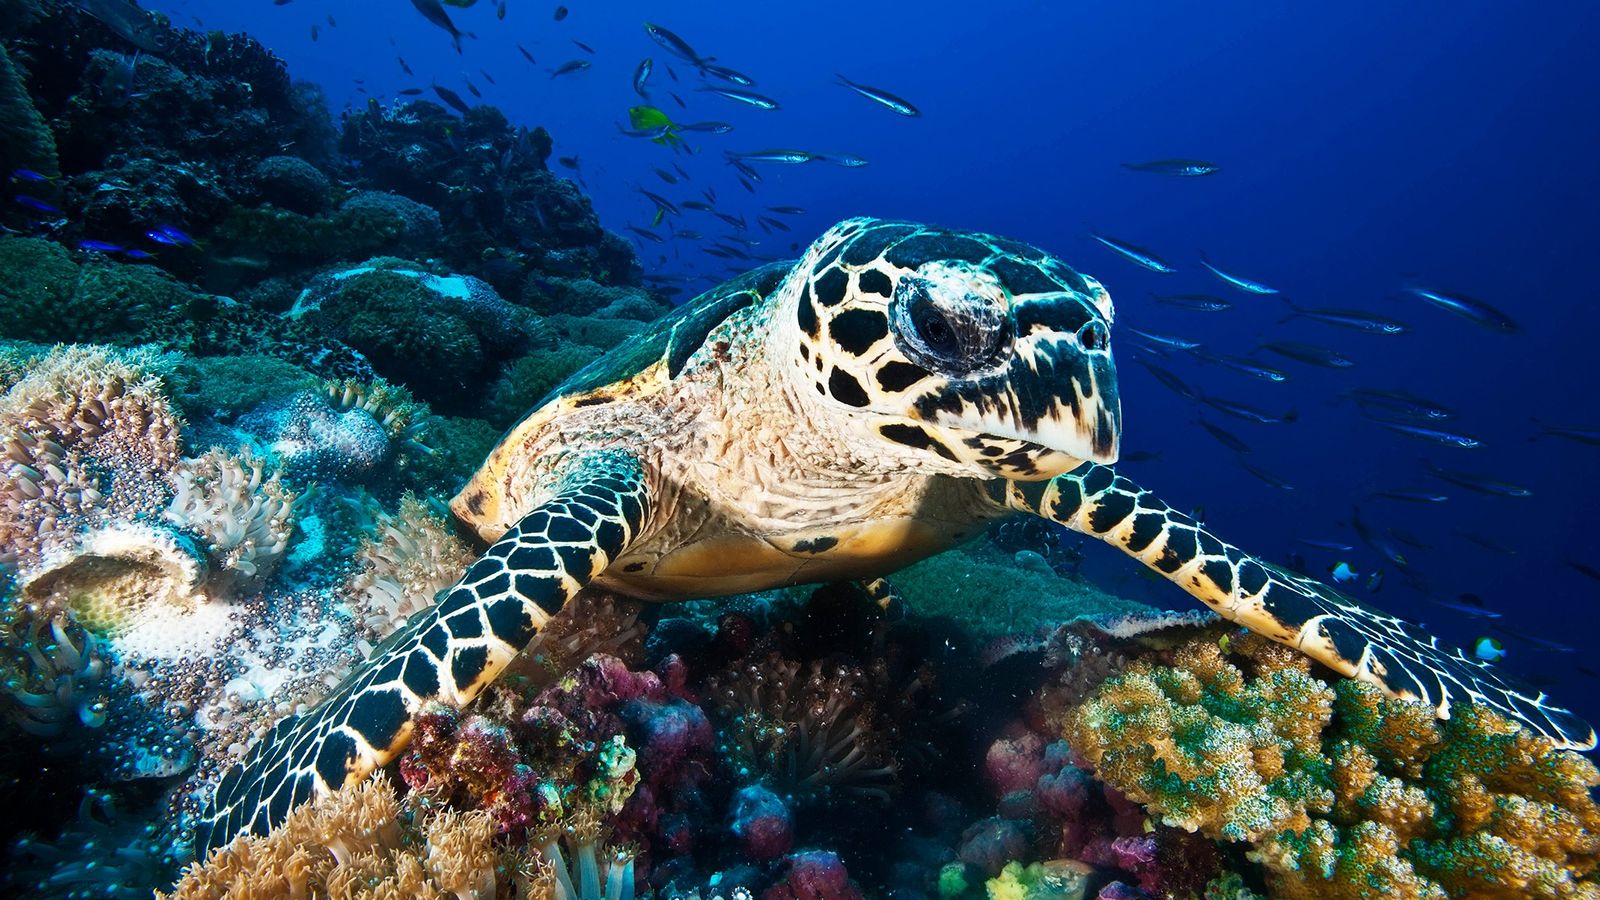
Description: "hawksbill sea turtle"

(194, 217), (1595, 853)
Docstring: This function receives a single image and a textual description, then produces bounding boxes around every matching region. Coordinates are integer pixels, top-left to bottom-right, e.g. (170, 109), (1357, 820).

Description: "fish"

(495, 0), (505, 20)
(1491, 625), (1575, 653)
(310, 24), (318, 40)
(672, 163), (691, 182)
(76, 239), (124, 253)
(727, 158), (762, 182)
(1298, 538), (1355, 552)
(1201, 395), (1297, 425)
(1405, 285), (1519, 334)
(1193, 351), (1288, 382)
(553, 5), (568, 20)
(10, 168), (52, 183)
(1473, 637), (1506, 663)
(1369, 488), (1448, 503)
(654, 168), (677, 184)
(1087, 231), (1175, 273)
(1328, 561), (1359, 585)
(671, 229), (703, 240)
(398, 87), (424, 96)
(1136, 360), (1199, 400)
(1196, 418), (1251, 454)
(1150, 292), (1231, 312)
(700, 63), (755, 86)
(699, 87), (779, 109)
(1200, 255), (1279, 294)
(644, 23), (703, 65)
(1566, 559), (1600, 583)
(1373, 420), (1481, 449)
(551, 60), (591, 78)
(68, 0), (173, 53)
(1349, 507), (1407, 568)
(730, 149), (821, 165)
(557, 155), (580, 170)
(121, 248), (153, 260)
(1125, 327), (1201, 351)
(678, 122), (734, 136)
(572, 40), (595, 54)
(1344, 387), (1452, 421)
(1239, 460), (1294, 491)
(1280, 301), (1407, 334)
(626, 226), (664, 243)
(835, 74), (920, 116)
(518, 44), (537, 65)
(480, 69), (496, 85)
(1425, 594), (1502, 621)
(145, 225), (194, 246)
(633, 58), (653, 97)
(669, 92), (687, 109)
(1530, 419), (1600, 446)
(1260, 340), (1354, 368)
(738, 176), (757, 194)
(617, 123), (672, 139)
(767, 205), (805, 215)
(638, 189), (679, 216)
(713, 211), (746, 230)
(758, 215), (790, 232)
(14, 195), (61, 214)
(1424, 464), (1532, 497)
(820, 153), (869, 167)
(274, 0), (291, 4)
(680, 200), (713, 212)
(431, 83), (473, 115)
(1121, 158), (1221, 176)
(1454, 530), (1517, 555)
(408, 0), (472, 53)
(464, 80), (481, 98)
(398, 55), (414, 75)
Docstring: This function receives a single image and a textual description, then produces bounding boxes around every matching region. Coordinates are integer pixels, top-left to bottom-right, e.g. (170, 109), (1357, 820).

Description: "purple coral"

(729, 784), (793, 861)
(762, 849), (863, 900)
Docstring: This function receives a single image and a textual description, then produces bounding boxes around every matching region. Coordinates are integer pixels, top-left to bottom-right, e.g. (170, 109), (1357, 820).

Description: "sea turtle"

(195, 217), (1594, 853)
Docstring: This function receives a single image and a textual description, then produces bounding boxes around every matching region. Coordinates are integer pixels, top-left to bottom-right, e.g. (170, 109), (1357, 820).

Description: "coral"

(345, 493), (477, 647)
(984, 859), (1092, 900)
(7, 787), (174, 899)
(763, 849), (863, 900)
(541, 313), (653, 353)
(521, 276), (665, 321)
(1065, 627), (1600, 899)
(0, 345), (182, 569)
(0, 42), (57, 183)
(729, 784), (793, 861)
(340, 190), (444, 253)
(291, 261), (540, 406)
(162, 778), (528, 899)
(485, 346), (603, 428)
(0, 600), (109, 737)
(0, 237), (82, 343)
(162, 447), (301, 589)
(171, 354), (318, 420)
(237, 387), (396, 482)
(249, 155), (330, 215)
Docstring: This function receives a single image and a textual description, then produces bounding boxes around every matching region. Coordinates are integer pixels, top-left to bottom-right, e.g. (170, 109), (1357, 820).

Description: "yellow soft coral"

(163, 778), (532, 899)
(1066, 627), (1600, 899)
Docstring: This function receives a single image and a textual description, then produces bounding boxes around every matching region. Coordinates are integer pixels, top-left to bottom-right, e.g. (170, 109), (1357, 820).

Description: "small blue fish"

(77, 239), (125, 253)
(1430, 595), (1501, 620)
(1299, 538), (1356, 552)
(1405, 285), (1519, 334)
(122, 248), (154, 259)
(10, 168), (51, 182)
(145, 225), (194, 246)
(820, 153), (869, 168)
(1328, 561), (1359, 585)
(1125, 326), (1201, 351)
(1473, 636), (1505, 663)
(1089, 230), (1175, 273)
(14, 195), (60, 214)
(1200, 254), (1279, 294)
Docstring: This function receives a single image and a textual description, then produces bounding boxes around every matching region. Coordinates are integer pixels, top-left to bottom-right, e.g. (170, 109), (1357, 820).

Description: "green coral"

(893, 540), (1149, 638)
(0, 43), (57, 178)
(983, 860), (1092, 900)
(0, 239), (198, 347)
(484, 346), (602, 427)
(541, 313), (651, 352)
(1066, 629), (1600, 899)
(215, 204), (408, 261)
(170, 354), (319, 419)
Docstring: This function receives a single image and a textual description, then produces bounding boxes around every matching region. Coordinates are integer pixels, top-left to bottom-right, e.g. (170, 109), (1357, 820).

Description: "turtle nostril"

(1079, 322), (1105, 351)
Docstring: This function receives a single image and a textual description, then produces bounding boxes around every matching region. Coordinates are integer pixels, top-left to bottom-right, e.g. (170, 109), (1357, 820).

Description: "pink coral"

(763, 849), (862, 900)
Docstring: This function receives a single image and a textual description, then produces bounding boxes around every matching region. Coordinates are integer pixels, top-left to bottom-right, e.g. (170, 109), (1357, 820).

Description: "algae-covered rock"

(0, 43), (57, 179)
(0, 237), (78, 341)
(249, 155), (331, 214)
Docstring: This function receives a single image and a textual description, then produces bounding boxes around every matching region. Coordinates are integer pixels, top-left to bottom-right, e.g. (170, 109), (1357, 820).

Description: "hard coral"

(1065, 627), (1600, 899)
(162, 778), (527, 899)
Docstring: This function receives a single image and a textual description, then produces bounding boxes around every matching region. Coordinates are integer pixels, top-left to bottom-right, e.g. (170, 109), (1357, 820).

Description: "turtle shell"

(546, 260), (793, 404)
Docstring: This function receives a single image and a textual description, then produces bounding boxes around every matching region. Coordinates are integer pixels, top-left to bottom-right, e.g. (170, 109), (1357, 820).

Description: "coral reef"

(161, 778), (530, 899)
(1064, 627), (1600, 899)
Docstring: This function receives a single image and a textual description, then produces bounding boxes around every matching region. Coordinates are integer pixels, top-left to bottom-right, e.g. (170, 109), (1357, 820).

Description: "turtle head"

(779, 218), (1120, 480)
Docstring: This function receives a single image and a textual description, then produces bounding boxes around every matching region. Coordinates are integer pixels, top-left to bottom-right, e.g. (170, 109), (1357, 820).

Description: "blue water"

(149, 0), (1600, 709)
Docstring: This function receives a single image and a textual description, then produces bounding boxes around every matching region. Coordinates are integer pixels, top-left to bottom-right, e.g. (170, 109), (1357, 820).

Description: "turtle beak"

(997, 311), (1121, 464)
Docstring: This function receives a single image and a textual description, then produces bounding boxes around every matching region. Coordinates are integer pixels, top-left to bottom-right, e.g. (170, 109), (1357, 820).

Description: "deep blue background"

(147, 0), (1600, 713)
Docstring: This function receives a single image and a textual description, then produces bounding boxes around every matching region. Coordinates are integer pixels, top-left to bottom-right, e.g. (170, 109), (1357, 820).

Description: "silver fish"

(644, 22), (703, 65)
(1126, 327), (1200, 351)
(633, 58), (653, 97)
(1200, 255), (1279, 294)
(551, 59), (591, 78)
(1201, 395), (1297, 425)
(679, 121), (734, 134)
(820, 153), (869, 167)
(1151, 292), (1231, 312)
(1532, 419), (1600, 446)
(1193, 351), (1288, 382)
(698, 86), (779, 109)
(1282, 301), (1407, 334)
(1374, 421), (1481, 449)
(1425, 464), (1532, 497)
(1260, 340), (1354, 368)
(701, 62), (755, 86)
(1406, 285), (1519, 334)
(729, 149), (821, 165)
(408, 0), (470, 53)
(835, 74), (920, 117)
(1089, 231), (1175, 273)
(1121, 158), (1220, 177)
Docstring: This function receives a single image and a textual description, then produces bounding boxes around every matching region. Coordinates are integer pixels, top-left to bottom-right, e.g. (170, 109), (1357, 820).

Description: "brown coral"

(163, 778), (530, 899)
(346, 493), (477, 648)
(1064, 626), (1600, 899)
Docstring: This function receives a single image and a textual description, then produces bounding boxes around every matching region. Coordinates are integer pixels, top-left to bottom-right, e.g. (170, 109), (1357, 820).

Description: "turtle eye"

(890, 272), (1010, 377)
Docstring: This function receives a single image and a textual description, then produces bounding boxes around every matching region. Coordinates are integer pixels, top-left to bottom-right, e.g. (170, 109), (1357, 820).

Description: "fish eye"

(889, 272), (1009, 376)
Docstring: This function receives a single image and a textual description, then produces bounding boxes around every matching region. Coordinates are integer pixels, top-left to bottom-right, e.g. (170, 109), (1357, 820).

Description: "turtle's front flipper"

(193, 451), (652, 855)
(1001, 462), (1596, 751)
